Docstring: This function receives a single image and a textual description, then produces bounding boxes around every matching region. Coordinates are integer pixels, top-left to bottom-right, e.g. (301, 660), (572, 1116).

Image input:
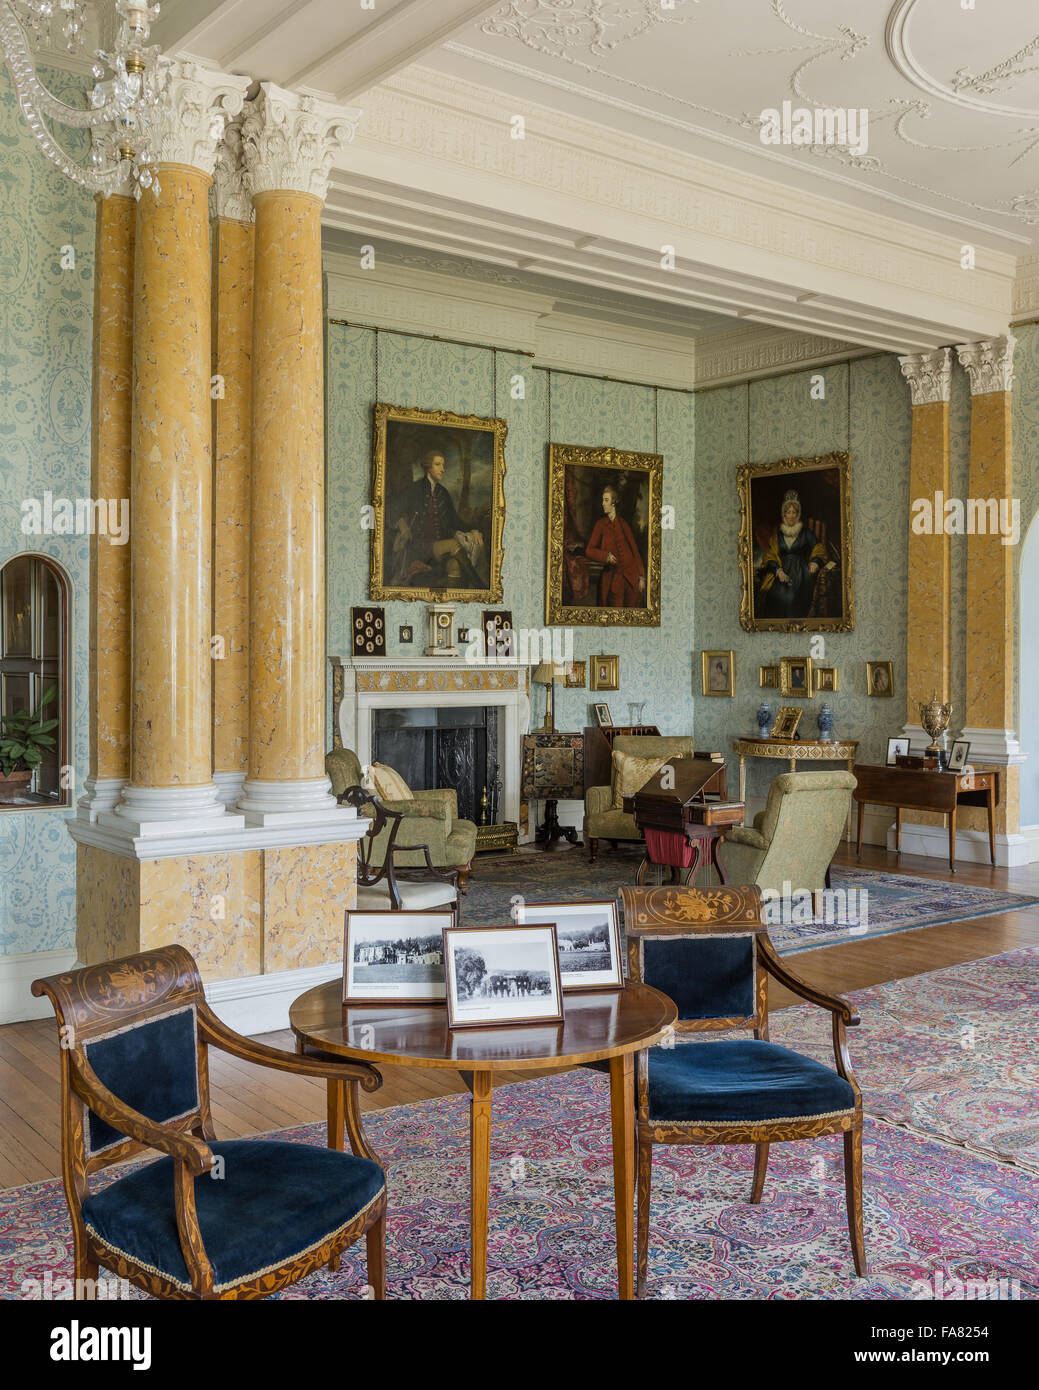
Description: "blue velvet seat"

(83, 1140), (385, 1295)
(647, 1039), (856, 1124)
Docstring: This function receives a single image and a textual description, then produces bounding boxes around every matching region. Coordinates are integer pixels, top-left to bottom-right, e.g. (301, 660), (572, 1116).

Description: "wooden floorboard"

(3, 843), (1038, 1189)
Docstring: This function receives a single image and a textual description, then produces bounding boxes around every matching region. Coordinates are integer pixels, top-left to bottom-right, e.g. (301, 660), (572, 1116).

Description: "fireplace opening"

(371, 706), (500, 826)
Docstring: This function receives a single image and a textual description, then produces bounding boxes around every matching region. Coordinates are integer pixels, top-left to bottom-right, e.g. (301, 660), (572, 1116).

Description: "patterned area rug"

(469, 851), (1039, 955)
(2, 1071), (1036, 1300)
(770, 945), (1039, 1174)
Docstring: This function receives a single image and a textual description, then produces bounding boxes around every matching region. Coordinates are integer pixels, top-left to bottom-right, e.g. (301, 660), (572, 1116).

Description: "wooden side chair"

(32, 945), (387, 1301)
(620, 885), (866, 1297)
(339, 783), (460, 916)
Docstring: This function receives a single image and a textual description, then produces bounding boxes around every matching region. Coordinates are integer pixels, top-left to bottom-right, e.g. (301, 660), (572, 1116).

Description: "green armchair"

(584, 734), (698, 861)
(325, 747), (477, 887)
(717, 770), (856, 901)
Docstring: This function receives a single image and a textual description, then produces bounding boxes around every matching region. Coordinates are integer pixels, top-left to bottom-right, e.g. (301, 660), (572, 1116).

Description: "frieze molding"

(694, 326), (864, 388)
(1012, 254), (1039, 319)
(242, 83), (361, 202)
(955, 335), (1017, 395)
(898, 347), (953, 406)
(141, 62), (250, 178)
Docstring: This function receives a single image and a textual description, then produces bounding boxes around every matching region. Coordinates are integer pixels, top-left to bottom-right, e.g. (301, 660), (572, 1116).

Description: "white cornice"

(535, 310), (693, 391)
(693, 325), (866, 390)
(1012, 255), (1039, 322)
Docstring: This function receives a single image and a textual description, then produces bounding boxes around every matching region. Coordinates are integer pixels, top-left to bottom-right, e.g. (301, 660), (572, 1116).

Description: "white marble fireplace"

(329, 654), (534, 831)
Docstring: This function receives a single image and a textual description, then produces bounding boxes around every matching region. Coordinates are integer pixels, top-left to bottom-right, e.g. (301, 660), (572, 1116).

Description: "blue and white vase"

(817, 703), (834, 740)
(756, 702), (772, 736)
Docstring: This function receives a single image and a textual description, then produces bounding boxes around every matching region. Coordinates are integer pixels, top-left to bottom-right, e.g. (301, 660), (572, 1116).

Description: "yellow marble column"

(956, 336), (1021, 840)
(237, 83), (359, 823)
(83, 191), (134, 817)
(210, 123), (254, 808)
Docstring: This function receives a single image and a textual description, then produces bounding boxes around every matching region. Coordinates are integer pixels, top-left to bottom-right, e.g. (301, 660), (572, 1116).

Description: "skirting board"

(0, 947), (77, 1025)
(888, 820), (1039, 868)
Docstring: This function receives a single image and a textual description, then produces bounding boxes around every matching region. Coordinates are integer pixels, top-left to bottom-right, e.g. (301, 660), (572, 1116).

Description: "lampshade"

(532, 661), (564, 684)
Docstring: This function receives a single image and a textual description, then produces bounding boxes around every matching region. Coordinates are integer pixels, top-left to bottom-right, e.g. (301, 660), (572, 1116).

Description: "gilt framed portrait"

(590, 655), (619, 691)
(779, 655), (813, 698)
(867, 660), (894, 697)
(546, 442), (662, 627)
(369, 403), (507, 603)
(738, 451), (853, 633)
(701, 650), (734, 697)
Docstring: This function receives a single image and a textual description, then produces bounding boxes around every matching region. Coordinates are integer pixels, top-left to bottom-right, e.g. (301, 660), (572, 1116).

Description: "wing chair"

(584, 734), (698, 861)
(32, 946), (386, 1300)
(326, 746), (477, 887)
(620, 884), (866, 1298)
(717, 770), (856, 904)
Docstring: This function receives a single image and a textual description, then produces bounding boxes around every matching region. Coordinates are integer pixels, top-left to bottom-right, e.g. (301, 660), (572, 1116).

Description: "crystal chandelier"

(0, 1), (167, 195)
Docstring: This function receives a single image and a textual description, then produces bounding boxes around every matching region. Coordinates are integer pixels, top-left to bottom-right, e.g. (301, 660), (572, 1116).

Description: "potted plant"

(0, 683), (58, 803)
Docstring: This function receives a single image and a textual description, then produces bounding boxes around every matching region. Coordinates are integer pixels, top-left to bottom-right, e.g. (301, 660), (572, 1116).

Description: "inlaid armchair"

(620, 885), (866, 1298)
(32, 946), (387, 1301)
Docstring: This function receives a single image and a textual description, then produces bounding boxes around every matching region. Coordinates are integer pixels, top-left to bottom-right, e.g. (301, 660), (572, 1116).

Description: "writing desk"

(851, 763), (1000, 872)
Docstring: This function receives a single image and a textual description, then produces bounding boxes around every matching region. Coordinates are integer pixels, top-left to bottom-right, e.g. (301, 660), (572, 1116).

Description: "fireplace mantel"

(329, 654), (535, 832)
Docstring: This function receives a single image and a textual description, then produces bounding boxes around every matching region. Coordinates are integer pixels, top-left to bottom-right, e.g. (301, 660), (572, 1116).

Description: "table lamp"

(533, 661), (565, 732)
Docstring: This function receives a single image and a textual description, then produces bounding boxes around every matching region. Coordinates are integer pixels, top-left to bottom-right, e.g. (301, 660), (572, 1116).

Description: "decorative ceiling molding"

(1011, 254), (1039, 320)
(897, 346), (952, 406)
(693, 324), (865, 390)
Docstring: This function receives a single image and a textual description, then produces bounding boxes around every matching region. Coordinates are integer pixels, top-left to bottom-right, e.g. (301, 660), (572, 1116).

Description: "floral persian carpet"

(2, 1069), (1036, 1301)
(468, 851), (1038, 955)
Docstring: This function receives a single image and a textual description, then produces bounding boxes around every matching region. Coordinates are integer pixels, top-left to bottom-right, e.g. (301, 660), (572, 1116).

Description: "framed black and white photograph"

(593, 702), (613, 727)
(443, 924), (564, 1028)
(343, 909), (455, 1005)
(948, 739), (971, 773)
(514, 898), (623, 992)
(886, 736), (910, 766)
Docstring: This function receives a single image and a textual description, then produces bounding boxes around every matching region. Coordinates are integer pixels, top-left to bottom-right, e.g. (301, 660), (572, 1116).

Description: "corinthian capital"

(141, 62), (251, 177)
(241, 83), (361, 202)
(955, 336), (1017, 396)
(897, 347), (952, 406)
(211, 115), (253, 222)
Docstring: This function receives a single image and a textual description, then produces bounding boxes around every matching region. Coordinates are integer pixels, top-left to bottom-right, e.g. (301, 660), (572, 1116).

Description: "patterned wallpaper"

(1012, 324), (1039, 825)
(0, 68), (93, 957)
(325, 323), (697, 740)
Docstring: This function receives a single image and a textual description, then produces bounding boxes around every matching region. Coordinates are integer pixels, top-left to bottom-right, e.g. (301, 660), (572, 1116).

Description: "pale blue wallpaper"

(1012, 324), (1039, 825)
(692, 357), (913, 800)
(0, 67), (93, 957)
(325, 322), (697, 739)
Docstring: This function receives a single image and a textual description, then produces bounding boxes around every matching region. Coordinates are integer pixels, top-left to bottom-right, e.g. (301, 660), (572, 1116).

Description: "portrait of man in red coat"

(584, 485), (646, 607)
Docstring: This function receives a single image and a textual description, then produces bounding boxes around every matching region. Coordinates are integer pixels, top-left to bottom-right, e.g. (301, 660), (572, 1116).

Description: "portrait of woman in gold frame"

(369, 402), (507, 604)
(546, 442), (662, 628)
(738, 451), (853, 633)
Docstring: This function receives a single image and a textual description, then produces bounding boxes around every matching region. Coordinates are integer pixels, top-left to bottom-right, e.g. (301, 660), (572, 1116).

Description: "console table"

(732, 736), (859, 800)
(852, 763), (1000, 872)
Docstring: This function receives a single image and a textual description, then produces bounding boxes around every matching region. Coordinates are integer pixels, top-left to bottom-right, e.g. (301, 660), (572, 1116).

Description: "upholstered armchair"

(32, 946), (386, 1301)
(326, 747), (477, 887)
(584, 734), (698, 861)
(717, 770), (856, 902)
(620, 885), (865, 1297)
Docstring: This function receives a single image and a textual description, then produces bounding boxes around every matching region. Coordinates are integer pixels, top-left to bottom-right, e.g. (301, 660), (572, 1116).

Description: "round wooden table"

(289, 980), (677, 1300)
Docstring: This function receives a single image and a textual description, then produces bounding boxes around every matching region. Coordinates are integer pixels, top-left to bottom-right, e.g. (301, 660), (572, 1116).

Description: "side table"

(521, 730), (584, 850)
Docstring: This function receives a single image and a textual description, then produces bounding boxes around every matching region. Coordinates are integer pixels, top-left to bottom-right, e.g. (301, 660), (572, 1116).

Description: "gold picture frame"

(866, 660), (894, 697)
(546, 441), (662, 627)
(770, 706), (803, 740)
(590, 654), (619, 690)
(738, 450), (854, 633)
(760, 665), (779, 689)
(779, 655), (814, 698)
(564, 660), (586, 688)
(369, 402), (507, 603)
(701, 649), (735, 697)
(815, 666), (839, 693)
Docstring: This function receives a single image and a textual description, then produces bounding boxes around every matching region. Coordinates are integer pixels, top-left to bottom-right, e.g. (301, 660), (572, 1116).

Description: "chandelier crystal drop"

(1, 1), (167, 195)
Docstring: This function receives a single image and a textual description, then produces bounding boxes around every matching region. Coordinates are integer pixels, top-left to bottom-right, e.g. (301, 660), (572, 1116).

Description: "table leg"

(789, 758), (796, 773)
(609, 1052), (636, 1301)
(712, 832), (728, 885)
(470, 1070), (492, 1301)
(738, 755), (746, 803)
(846, 758), (854, 840)
(895, 806), (902, 853)
(949, 811), (956, 874)
(635, 854), (650, 885)
(988, 786), (997, 865)
(856, 801), (865, 858)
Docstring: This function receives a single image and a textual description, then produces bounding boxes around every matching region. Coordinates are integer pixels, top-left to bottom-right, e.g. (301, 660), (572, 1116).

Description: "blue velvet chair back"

(620, 885), (766, 1033)
(83, 1006), (201, 1156)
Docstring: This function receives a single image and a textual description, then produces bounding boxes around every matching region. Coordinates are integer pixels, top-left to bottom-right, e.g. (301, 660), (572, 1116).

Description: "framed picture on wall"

(738, 451), (853, 633)
(545, 442), (662, 628)
(759, 665), (779, 689)
(779, 655), (813, 698)
(590, 655), (619, 690)
(701, 649), (734, 697)
(369, 403), (507, 603)
(815, 666), (839, 692)
(866, 660), (894, 696)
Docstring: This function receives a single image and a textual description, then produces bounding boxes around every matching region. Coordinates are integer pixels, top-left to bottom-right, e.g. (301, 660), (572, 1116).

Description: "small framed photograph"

(443, 924), (564, 1028)
(779, 655), (813, 698)
(590, 654), (619, 690)
(352, 606), (386, 657)
(564, 660), (586, 689)
(593, 702), (613, 727)
(482, 610), (514, 659)
(770, 706), (803, 740)
(343, 909), (455, 1004)
(399, 625), (413, 644)
(815, 667), (839, 693)
(867, 660), (894, 697)
(948, 739), (971, 773)
(886, 736), (910, 766)
(701, 649), (734, 697)
(759, 665), (779, 689)
(514, 898), (623, 992)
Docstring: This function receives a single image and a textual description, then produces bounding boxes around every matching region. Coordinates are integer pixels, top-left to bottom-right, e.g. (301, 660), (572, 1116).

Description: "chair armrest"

(385, 796), (450, 827)
(197, 1007), (383, 1092)
(725, 825), (768, 850)
(70, 1052), (215, 1175)
(586, 784), (612, 816)
(758, 936), (859, 1025)
(408, 789), (456, 824)
(752, 809), (766, 832)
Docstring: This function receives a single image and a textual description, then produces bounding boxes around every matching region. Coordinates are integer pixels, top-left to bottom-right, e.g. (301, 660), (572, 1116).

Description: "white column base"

(213, 770), (246, 808)
(236, 776), (346, 827)
(76, 776), (127, 822)
(100, 782), (245, 838)
(888, 821), (1036, 867)
(957, 726), (1025, 766)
